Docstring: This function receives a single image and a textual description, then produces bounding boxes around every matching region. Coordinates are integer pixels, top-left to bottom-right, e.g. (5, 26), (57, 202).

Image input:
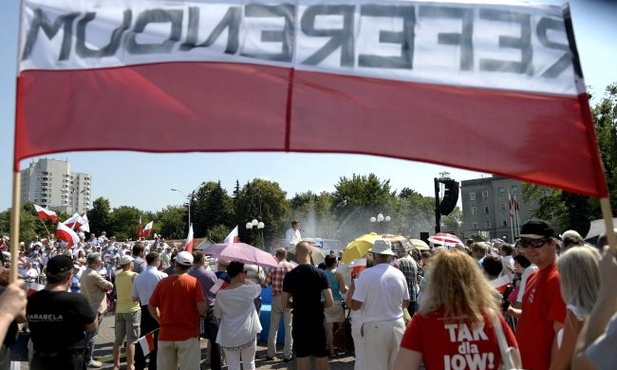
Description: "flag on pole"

(185, 224), (194, 252)
(27, 282), (45, 297)
(508, 192), (515, 219)
(63, 213), (86, 230)
(34, 204), (57, 223)
(223, 226), (239, 243)
(136, 329), (158, 356)
(79, 213), (90, 233)
(209, 278), (229, 294)
(56, 222), (80, 248)
(140, 221), (153, 238)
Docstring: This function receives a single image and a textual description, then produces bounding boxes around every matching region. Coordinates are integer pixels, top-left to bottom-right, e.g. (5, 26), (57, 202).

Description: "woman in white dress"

(214, 261), (262, 370)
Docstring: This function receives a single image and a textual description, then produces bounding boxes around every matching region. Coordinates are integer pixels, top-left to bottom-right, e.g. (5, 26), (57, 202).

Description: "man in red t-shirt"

(149, 251), (207, 370)
(515, 220), (566, 370)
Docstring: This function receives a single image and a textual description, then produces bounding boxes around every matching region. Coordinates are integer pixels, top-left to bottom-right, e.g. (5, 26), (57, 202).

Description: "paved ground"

(15, 314), (356, 369)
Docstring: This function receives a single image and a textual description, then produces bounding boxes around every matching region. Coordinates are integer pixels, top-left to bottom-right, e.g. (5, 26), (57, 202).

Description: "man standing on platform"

(282, 242), (333, 370)
(132, 251), (168, 370)
(285, 221), (302, 247)
(265, 248), (295, 362)
(149, 251), (207, 370)
(188, 251), (221, 370)
(80, 252), (113, 368)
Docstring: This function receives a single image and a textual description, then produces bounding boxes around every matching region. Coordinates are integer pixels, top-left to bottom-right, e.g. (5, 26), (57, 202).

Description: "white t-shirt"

(352, 263), (410, 322)
(516, 264), (539, 303)
(285, 228), (302, 247)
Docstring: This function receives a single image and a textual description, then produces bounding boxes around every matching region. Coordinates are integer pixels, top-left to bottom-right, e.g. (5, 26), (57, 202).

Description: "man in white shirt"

(285, 220), (302, 247)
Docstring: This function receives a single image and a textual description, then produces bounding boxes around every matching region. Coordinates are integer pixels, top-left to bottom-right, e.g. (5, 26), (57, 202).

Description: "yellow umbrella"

(410, 239), (430, 251)
(341, 232), (381, 263)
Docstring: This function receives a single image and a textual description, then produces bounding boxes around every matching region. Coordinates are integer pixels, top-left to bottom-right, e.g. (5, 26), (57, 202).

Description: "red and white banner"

(185, 224), (194, 252)
(15, 0), (607, 198)
(223, 226), (239, 244)
(34, 204), (57, 223)
(140, 221), (153, 238)
(63, 213), (87, 230)
(209, 278), (229, 294)
(56, 222), (80, 248)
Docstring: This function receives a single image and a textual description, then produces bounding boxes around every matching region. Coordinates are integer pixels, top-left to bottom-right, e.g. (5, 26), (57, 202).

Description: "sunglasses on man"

(515, 237), (550, 249)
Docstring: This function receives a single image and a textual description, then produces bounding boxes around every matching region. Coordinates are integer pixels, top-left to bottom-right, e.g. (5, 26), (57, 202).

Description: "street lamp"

(370, 213), (391, 233)
(171, 182), (206, 233)
(246, 219), (265, 248)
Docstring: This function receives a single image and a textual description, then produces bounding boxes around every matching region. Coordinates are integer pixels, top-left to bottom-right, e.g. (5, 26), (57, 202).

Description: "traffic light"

(438, 179), (459, 216)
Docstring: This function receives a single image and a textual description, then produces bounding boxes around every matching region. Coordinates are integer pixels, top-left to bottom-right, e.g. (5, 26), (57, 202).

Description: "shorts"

(115, 311), (141, 346)
(324, 301), (345, 323)
(292, 316), (328, 358)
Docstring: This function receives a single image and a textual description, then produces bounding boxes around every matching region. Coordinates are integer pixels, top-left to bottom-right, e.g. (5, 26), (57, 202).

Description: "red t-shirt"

(149, 273), (206, 341)
(516, 262), (566, 370)
(401, 309), (517, 370)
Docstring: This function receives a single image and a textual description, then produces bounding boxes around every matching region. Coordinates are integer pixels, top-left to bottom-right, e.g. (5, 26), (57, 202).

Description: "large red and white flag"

(14, 0), (607, 198)
(223, 226), (239, 244)
(63, 213), (87, 230)
(140, 221), (153, 238)
(33, 204), (57, 223)
(185, 224), (194, 252)
(79, 213), (90, 233)
(56, 222), (80, 248)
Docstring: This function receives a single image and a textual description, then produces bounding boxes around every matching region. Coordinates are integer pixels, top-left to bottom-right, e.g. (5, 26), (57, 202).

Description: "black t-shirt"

(27, 290), (96, 352)
(282, 264), (330, 320)
(0, 286), (18, 347)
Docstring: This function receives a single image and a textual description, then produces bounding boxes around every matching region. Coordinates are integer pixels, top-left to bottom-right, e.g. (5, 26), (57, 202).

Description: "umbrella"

(202, 242), (278, 268)
(410, 239), (430, 251)
(341, 232), (381, 264)
(428, 233), (463, 247)
(287, 244), (326, 266)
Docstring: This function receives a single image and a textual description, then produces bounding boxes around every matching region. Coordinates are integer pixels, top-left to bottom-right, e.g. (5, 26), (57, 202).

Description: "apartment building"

(21, 158), (91, 214)
(461, 176), (536, 242)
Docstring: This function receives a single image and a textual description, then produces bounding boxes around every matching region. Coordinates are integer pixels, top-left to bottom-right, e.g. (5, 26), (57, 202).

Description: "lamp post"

(171, 182), (206, 234)
(246, 219), (265, 249)
(370, 213), (391, 234)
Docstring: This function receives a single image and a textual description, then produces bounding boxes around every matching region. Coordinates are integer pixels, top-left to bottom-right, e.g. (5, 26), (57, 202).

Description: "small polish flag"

(351, 258), (367, 278)
(140, 221), (153, 238)
(136, 329), (158, 356)
(27, 282), (45, 297)
(34, 204), (57, 223)
(63, 213), (86, 230)
(56, 222), (80, 248)
(185, 224), (194, 252)
(209, 278), (229, 294)
(490, 275), (511, 294)
(223, 226), (239, 243)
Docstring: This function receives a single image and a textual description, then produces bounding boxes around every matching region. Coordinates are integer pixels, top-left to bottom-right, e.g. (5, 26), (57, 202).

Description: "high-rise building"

(20, 158), (91, 214)
(461, 176), (536, 243)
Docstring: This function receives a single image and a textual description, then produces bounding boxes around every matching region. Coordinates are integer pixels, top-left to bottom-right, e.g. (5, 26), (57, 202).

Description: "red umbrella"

(427, 233), (462, 247)
(202, 242), (278, 268)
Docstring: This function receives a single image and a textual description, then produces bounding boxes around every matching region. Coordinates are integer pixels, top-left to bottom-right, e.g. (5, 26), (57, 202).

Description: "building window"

(470, 192), (476, 200)
(502, 218), (508, 227)
(484, 206), (490, 214)
(482, 191), (489, 199)
(485, 220), (492, 228)
(471, 206), (478, 215)
(498, 187), (505, 197)
(500, 203), (506, 211)
(472, 222), (479, 229)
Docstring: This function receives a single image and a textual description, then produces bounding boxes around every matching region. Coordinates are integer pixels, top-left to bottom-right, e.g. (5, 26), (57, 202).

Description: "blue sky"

(1, 0), (616, 213)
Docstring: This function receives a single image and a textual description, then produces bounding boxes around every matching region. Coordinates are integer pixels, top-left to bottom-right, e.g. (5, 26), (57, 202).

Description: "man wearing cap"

(81, 252), (114, 368)
(282, 241), (333, 370)
(132, 251), (168, 370)
(351, 238), (410, 370)
(113, 255), (141, 370)
(148, 251), (207, 370)
(27, 255), (98, 370)
(515, 220), (567, 370)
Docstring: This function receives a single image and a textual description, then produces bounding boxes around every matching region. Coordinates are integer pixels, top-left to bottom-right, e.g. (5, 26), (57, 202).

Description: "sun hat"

(175, 251), (194, 266)
(369, 238), (395, 256)
(118, 255), (134, 266)
(519, 220), (556, 239)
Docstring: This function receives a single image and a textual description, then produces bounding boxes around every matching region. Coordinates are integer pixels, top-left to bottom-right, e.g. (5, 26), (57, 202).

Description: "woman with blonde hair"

(550, 246), (601, 370)
(394, 249), (518, 370)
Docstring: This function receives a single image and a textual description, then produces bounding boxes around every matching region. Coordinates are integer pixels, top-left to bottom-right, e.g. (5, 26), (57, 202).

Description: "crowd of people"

(0, 218), (615, 370)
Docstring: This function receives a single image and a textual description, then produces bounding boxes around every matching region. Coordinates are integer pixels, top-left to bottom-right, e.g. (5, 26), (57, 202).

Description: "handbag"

(491, 314), (522, 370)
(333, 304), (354, 354)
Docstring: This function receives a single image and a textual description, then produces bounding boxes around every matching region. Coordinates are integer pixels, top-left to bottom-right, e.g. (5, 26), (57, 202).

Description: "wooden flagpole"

(9, 171), (21, 283)
(599, 198), (617, 253)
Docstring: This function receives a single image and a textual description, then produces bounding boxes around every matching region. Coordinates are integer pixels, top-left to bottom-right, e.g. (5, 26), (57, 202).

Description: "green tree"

(108, 206), (142, 240)
(397, 188), (436, 237)
(157, 206), (186, 240)
(87, 197), (111, 236)
(290, 191), (338, 239)
(192, 181), (234, 238)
